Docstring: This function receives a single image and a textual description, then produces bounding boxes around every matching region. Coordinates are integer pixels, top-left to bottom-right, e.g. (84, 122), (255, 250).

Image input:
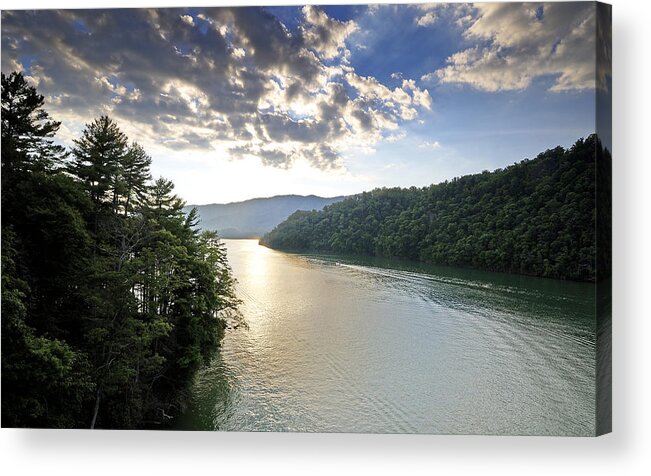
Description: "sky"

(1, 3), (608, 205)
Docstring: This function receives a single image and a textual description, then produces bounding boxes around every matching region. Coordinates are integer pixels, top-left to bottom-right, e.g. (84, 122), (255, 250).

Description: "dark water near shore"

(176, 239), (596, 435)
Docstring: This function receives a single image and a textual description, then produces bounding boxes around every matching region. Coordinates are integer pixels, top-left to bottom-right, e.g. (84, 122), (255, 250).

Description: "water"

(176, 239), (597, 435)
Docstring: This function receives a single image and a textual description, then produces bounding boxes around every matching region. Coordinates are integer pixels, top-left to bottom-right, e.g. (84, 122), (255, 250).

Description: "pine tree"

(70, 115), (129, 211)
(120, 142), (152, 216)
(1, 72), (66, 200)
(3, 75), (239, 428)
(1, 73), (94, 428)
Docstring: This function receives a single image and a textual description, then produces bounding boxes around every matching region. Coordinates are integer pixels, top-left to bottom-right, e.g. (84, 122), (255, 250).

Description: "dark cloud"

(1, 6), (431, 169)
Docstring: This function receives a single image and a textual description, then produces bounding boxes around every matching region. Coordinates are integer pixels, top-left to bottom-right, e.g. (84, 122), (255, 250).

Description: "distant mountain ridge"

(184, 194), (346, 238)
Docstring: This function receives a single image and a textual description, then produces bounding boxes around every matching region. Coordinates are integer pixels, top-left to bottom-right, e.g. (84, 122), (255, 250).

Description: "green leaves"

(70, 115), (129, 209)
(1, 71), (68, 216)
(2, 72), (239, 428)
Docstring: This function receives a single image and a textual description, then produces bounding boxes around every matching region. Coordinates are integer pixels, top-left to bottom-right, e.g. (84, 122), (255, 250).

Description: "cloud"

(179, 14), (194, 27)
(413, 3), (473, 29)
(596, 4), (611, 91)
(300, 5), (358, 60)
(424, 2), (606, 92)
(0, 6), (430, 170)
(416, 12), (438, 27)
(385, 131), (406, 143)
(419, 140), (441, 149)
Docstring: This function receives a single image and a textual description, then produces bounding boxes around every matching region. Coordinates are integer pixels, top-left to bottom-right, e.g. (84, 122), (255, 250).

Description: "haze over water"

(178, 239), (596, 435)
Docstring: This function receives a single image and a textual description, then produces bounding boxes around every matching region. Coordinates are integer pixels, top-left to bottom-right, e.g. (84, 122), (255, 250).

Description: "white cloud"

(419, 140), (441, 149)
(385, 131), (406, 143)
(301, 5), (358, 60)
(180, 14), (194, 27)
(425, 2), (604, 93)
(413, 2), (473, 29)
(416, 12), (438, 27)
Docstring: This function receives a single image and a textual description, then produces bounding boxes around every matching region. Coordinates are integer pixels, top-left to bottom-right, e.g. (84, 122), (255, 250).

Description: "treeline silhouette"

(263, 135), (610, 282)
(1, 72), (239, 428)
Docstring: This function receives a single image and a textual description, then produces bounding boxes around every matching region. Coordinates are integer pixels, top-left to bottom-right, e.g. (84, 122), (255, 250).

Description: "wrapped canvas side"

(595, 1), (612, 437)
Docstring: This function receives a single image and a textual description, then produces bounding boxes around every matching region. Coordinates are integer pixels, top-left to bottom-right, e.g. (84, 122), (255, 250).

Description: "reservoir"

(177, 239), (596, 435)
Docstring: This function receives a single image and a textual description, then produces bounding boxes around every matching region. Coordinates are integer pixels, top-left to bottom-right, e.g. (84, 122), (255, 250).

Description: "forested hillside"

(1, 72), (239, 428)
(263, 136), (610, 281)
(184, 194), (345, 238)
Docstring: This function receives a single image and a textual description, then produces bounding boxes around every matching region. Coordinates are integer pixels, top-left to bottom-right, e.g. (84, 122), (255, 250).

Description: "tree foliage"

(1, 72), (239, 428)
(263, 137), (610, 282)
(1, 72), (67, 199)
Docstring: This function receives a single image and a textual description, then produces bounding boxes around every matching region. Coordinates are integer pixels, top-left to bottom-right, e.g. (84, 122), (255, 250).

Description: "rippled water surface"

(177, 239), (596, 435)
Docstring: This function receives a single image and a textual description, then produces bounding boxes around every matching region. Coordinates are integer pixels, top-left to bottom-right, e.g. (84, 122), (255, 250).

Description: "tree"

(1, 72), (66, 176)
(2, 74), (240, 428)
(1, 72), (66, 201)
(1, 229), (93, 428)
(263, 136), (607, 282)
(120, 143), (152, 216)
(70, 115), (129, 211)
(1, 74), (94, 427)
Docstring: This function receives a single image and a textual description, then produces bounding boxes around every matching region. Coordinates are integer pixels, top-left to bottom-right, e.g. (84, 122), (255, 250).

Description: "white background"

(1, 0), (649, 474)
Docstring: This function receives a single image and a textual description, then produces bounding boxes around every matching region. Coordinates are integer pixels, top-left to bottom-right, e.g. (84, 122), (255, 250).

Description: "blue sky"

(1, 3), (605, 204)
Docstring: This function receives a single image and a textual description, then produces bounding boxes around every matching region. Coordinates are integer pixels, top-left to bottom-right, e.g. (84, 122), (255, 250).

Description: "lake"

(176, 239), (596, 435)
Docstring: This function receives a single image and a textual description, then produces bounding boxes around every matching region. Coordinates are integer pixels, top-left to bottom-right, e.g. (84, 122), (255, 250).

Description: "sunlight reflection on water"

(177, 239), (596, 435)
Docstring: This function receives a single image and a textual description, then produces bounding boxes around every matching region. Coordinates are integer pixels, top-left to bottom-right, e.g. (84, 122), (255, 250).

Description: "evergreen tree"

(120, 142), (152, 216)
(1, 73), (94, 428)
(1, 71), (66, 184)
(70, 115), (129, 212)
(2, 73), (239, 428)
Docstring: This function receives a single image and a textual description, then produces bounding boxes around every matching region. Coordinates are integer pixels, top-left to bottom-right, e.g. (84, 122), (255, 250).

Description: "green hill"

(262, 136), (610, 282)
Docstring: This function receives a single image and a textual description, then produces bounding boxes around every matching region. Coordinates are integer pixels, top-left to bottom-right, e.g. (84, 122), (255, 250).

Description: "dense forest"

(1, 72), (239, 428)
(263, 136), (611, 282)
